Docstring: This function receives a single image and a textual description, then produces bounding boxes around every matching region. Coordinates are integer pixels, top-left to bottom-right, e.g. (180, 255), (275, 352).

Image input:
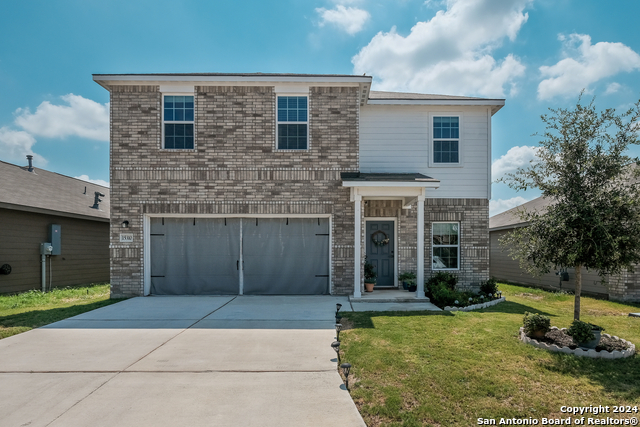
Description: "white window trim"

(428, 112), (463, 168)
(275, 92), (310, 152)
(431, 221), (460, 271)
(161, 92), (196, 151)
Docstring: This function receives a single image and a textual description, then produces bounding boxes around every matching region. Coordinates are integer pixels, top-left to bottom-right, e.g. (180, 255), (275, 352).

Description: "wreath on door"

(371, 230), (390, 247)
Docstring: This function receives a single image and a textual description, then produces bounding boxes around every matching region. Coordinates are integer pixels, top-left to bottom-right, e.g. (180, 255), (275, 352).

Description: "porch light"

(121, 220), (130, 228)
(335, 323), (342, 340)
(331, 341), (341, 363)
(340, 362), (352, 390)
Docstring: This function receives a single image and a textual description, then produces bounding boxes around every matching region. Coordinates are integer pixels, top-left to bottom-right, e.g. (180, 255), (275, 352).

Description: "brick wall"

(609, 271), (640, 302)
(109, 85), (359, 297)
(365, 198), (489, 290)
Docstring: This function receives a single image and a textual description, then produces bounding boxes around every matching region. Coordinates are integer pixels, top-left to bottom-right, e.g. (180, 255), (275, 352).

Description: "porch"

(342, 172), (441, 300)
(349, 289), (442, 311)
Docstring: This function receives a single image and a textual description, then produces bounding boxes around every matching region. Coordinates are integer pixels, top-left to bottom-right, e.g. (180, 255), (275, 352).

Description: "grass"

(0, 284), (123, 339)
(340, 283), (640, 427)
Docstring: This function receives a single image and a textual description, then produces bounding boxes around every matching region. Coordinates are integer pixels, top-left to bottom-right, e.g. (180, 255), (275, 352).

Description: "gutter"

(0, 202), (110, 223)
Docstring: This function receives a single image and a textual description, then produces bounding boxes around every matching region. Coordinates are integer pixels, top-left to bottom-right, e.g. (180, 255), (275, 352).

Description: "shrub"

(567, 320), (604, 343)
(364, 257), (377, 283)
(479, 277), (499, 296)
(431, 286), (459, 308)
(426, 272), (457, 292)
(523, 312), (551, 336)
(399, 271), (416, 285)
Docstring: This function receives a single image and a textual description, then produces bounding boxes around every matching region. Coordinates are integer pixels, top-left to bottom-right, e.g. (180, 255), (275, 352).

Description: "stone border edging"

(519, 327), (636, 359)
(444, 297), (505, 312)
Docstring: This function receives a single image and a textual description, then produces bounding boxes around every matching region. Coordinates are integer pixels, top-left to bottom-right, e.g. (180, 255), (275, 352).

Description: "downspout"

(41, 254), (46, 292)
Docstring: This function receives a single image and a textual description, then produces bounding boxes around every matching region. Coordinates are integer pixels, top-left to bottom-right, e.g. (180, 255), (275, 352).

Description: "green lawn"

(340, 284), (640, 427)
(0, 284), (123, 339)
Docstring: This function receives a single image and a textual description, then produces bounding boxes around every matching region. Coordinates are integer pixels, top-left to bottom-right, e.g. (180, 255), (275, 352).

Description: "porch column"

(353, 194), (362, 298)
(416, 194), (426, 299)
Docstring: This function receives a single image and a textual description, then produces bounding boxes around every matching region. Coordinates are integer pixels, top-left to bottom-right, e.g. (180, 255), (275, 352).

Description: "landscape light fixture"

(336, 303), (342, 314)
(335, 315), (342, 324)
(331, 341), (341, 363)
(340, 362), (352, 390)
(335, 323), (342, 340)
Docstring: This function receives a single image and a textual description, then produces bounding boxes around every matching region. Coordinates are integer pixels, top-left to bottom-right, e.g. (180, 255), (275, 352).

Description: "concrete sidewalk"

(0, 296), (365, 427)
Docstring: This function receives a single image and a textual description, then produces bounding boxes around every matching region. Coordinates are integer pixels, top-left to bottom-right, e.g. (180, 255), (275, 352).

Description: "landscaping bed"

(540, 327), (631, 352)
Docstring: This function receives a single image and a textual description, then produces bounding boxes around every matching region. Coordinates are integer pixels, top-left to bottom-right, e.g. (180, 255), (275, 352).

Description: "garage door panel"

(150, 218), (239, 295)
(243, 218), (329, 295)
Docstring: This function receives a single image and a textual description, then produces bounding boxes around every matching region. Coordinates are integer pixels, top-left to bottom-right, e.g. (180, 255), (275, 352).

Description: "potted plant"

(399, 272), (416, 291)
(364, 257), (377, 292)
(523, 312), (551, 339)
(567, 320), (605, 349)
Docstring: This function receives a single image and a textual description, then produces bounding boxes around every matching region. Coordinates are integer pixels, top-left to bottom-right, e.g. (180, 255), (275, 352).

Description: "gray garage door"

(149, 217), (329, 295)
(150, 218), (240, 295)
(243, 218), (329, 295)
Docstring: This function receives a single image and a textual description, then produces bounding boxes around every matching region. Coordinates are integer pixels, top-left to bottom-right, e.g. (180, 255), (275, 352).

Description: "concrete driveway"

(0, 296), (365, 427)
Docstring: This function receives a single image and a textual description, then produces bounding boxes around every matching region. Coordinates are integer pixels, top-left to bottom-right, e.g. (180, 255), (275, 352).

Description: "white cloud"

(0, 127), (47, 166)
(352, 0), (530, 97)
(316, 5), (370, 35)
(604, 82), (622, 95)
(492, 145), (540, 181)
(14, 94), (109, 141)
(74, 174), (109, 187)
(538, 34), (640, 100)
(490, 196), (531, 216)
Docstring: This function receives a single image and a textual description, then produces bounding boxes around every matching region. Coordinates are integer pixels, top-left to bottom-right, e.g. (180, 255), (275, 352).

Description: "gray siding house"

(94, 73), (504, 298)
(490, 196), (640, 302)
(0, 159), (110, 294)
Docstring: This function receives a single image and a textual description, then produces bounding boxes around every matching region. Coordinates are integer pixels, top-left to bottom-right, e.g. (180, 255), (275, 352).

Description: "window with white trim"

(432, 222), (459, 270)
(163, 95), (194, 149)
(277, 96), (308, 150)
(433, 116), (459, 163)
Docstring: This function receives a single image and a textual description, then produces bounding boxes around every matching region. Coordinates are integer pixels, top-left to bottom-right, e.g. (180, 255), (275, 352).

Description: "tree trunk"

(574, 265), (582, 321)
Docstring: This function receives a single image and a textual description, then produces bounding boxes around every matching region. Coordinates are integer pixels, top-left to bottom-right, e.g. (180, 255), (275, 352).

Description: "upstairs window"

(433, 116), (459, 163)
(277, 96), (308, 150)
(163, 95), (194, 149)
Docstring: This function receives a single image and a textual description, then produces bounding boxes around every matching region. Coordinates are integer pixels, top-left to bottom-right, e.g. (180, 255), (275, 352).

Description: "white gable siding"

(359, 105), (491, 199)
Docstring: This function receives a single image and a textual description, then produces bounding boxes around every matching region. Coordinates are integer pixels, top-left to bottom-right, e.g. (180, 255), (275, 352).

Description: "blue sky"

(2, 0), (640, 216)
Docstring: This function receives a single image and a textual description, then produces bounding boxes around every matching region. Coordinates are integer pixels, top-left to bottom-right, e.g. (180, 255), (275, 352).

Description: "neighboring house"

(0, 158), (110, 294)
(490, 196), (640, 302)
(93, 73), (504, 298)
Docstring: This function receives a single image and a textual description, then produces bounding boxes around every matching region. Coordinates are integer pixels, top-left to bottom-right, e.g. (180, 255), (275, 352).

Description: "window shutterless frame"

(428, 113), (463, 167)
(275, 94), (309, 151)
(431, 222), (460, 270)
(161, 93), (195, 150)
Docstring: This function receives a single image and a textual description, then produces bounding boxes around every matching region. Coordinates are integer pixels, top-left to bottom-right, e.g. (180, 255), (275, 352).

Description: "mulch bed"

(537, 328), (631, 352)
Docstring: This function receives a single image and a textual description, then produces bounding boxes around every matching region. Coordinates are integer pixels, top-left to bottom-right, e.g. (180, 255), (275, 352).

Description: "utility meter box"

(49, 224), (61, 255)
(40, 243), (53, 255)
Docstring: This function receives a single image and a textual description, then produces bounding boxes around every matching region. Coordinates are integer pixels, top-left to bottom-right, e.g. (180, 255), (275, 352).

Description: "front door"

(366, 220), (395, 287)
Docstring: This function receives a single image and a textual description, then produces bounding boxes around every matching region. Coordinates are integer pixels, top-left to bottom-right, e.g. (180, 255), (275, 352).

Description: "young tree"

(500, 95), (640, 320)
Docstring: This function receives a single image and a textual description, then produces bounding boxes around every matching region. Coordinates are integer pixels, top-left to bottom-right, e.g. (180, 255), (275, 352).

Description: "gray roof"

(489, 196), (551, 230)
(369, 91), (503, 101)
(341, 172), (438, 182)
(0, 160), (109, 222)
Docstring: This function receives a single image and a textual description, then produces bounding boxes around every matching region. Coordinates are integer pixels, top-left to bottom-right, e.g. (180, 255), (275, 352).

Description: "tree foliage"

(499, 94), (640, 319)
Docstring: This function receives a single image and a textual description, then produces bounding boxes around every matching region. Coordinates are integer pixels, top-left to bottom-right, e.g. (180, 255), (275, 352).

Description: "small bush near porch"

(339, 283), (640, 427)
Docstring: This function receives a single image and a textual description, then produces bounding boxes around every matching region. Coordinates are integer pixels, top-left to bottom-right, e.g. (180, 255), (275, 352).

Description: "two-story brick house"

(93, 73), (503, 298)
